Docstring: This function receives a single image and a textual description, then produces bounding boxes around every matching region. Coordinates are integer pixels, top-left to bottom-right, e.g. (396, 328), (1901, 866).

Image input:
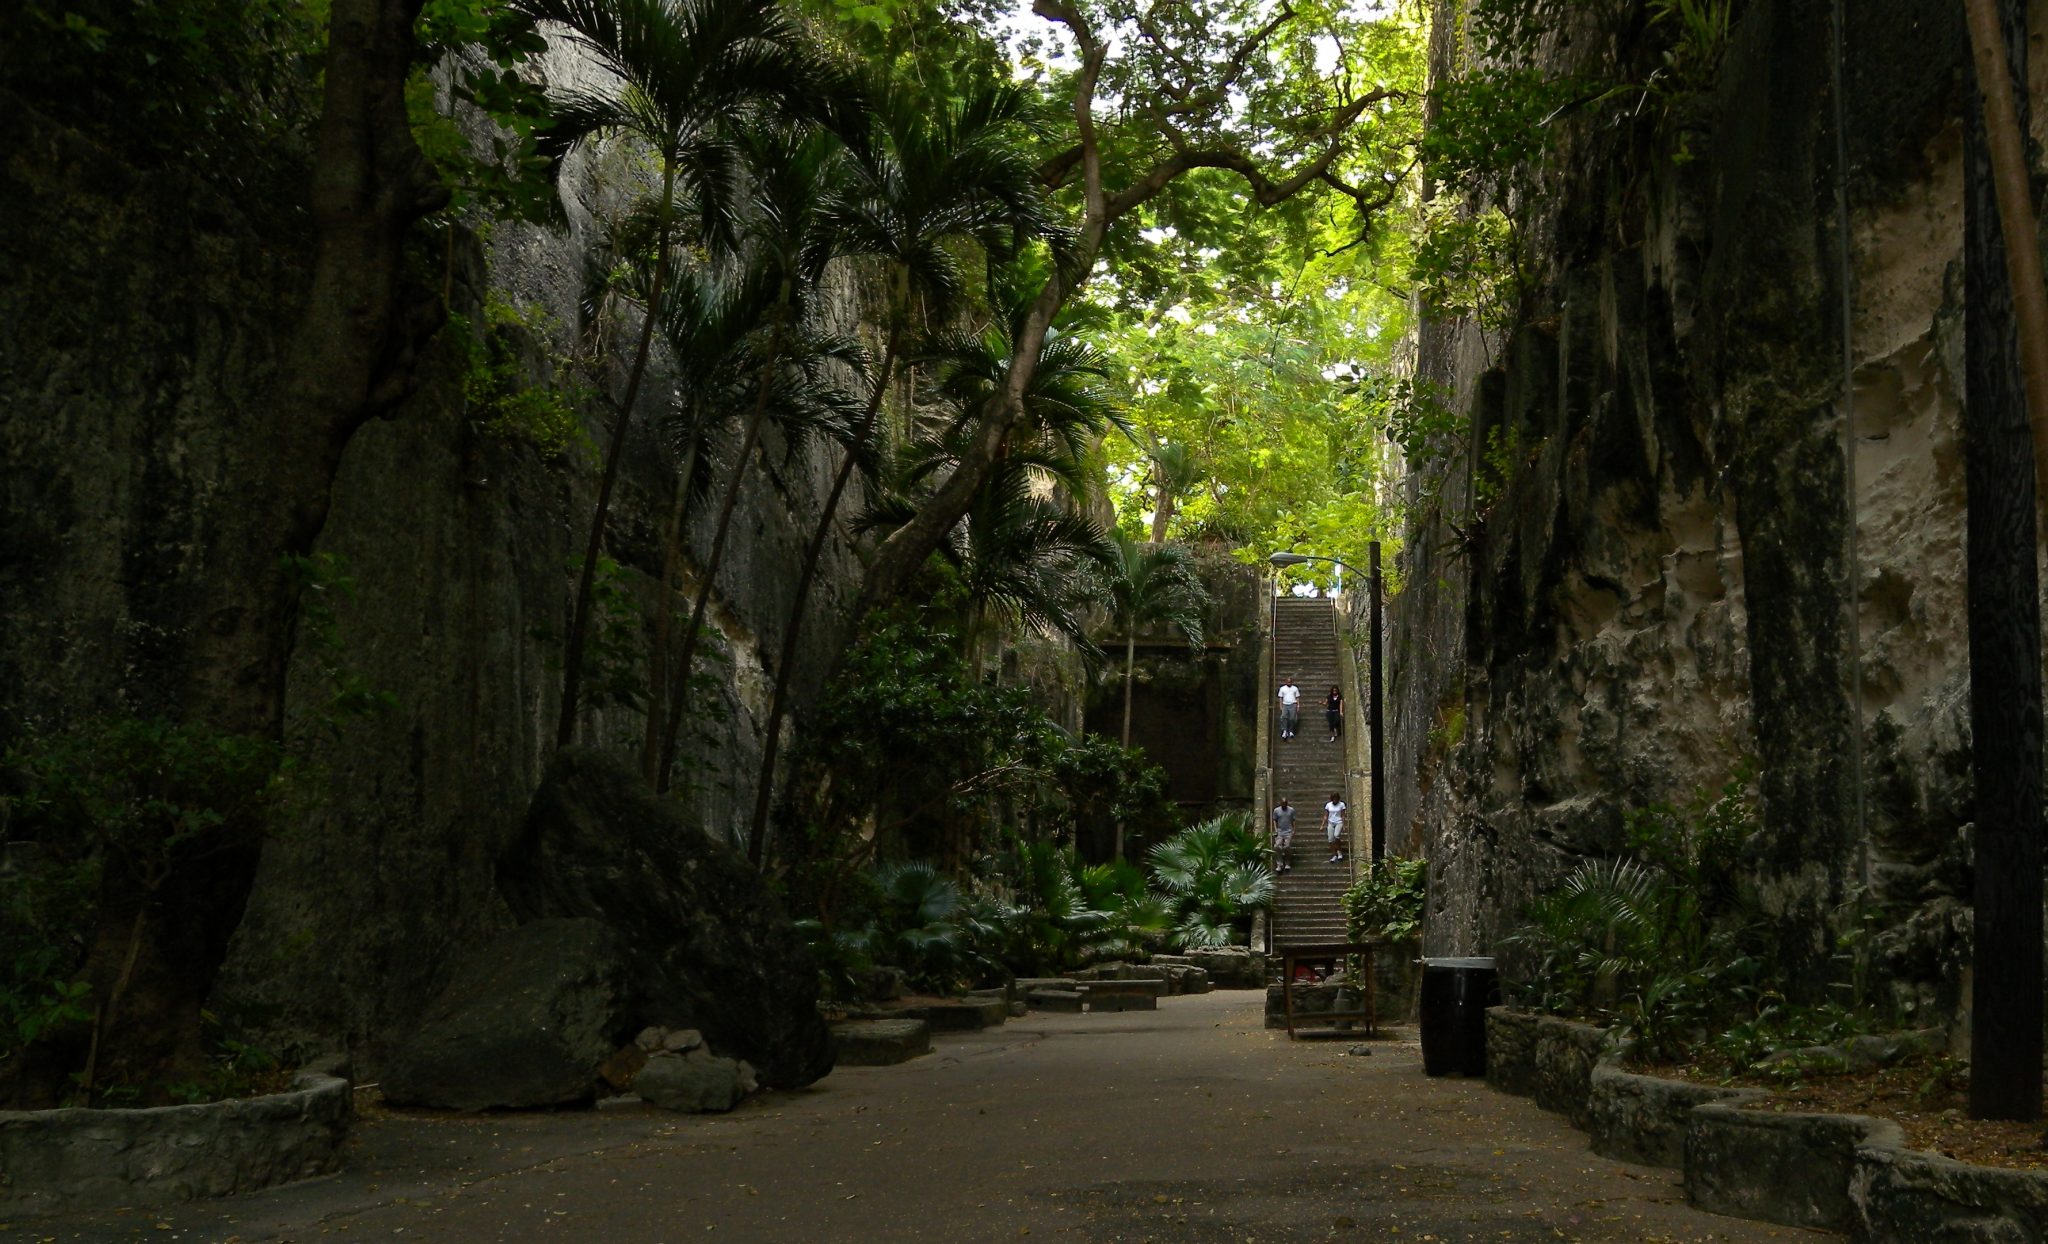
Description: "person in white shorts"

(1324, 793), (1347, 863)
(1270, 798), (1297, 872)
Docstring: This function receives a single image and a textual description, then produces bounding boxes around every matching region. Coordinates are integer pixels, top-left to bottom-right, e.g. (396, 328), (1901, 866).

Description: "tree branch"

(1104, 88), (1402, 223)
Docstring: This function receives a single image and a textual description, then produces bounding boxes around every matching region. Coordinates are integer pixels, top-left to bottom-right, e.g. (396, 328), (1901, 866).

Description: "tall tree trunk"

(556, 164), (677, 749)
(57, 0), (449, 1102)
(656, 306), (791, 790)
(1962, 0), (2044, 1123)
(641, 432), (705, 782)
(1116, 631), (1136, 860)
(746, 323), (902, 864)
(1149, 489), (1173, 543)
(1120, 632), (1136, 749)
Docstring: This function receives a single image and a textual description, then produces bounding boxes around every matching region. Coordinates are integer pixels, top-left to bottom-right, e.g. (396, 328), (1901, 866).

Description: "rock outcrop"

(1392, 0), (1986, 1016)
(382, 918), (632, 1110)
(500, 747), (835, 1089)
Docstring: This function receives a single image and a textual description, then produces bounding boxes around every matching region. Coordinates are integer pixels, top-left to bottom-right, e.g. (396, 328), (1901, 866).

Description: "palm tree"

(870, 318), (1129, 666)
(746, 75), (1056, 864)
(514, 0), (851, 748)
(633, 257), (781, 781)
(1145, 439), (1201, 543)
(1101, 530), (1207, 747)
(654, 124), (864, 789)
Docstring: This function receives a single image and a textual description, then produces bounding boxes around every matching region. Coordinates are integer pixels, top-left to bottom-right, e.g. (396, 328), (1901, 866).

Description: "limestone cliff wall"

(1392, 0), (1990, 1019)
(1, 51), (867, 1059)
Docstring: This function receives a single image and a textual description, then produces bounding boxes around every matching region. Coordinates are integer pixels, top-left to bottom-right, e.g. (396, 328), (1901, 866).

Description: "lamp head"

(1267, 552), (1311, 567)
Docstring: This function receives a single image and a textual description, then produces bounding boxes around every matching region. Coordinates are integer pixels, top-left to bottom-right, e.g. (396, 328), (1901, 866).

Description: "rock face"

(2, 74), (868, 1072)
(381, 918), (631, 1110)
(500, 748), (834, 1089)
(1392, 0), (1985, 1015)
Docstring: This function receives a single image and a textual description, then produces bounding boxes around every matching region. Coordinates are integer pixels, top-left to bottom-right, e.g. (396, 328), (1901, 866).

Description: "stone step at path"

(829, 1019), (932, 1066)
(1269, 595), (1354, 953)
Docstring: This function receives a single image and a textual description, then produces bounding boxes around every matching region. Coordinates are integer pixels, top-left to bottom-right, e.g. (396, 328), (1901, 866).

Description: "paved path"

(32, 993), (1827, 1243)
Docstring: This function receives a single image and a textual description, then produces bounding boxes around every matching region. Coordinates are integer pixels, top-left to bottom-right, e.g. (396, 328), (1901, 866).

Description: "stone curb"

(1483, 1007), (2048, 1239)
(0, 1072), (352, 1217)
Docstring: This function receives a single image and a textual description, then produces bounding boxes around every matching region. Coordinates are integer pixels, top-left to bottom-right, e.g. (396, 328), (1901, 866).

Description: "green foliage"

(159, 1016), (284, 1104)
(580, 554), (647, 715)
(412, 0), (561, 225)
(282, 552), (402, 730)
(1503, 772), (1770, 1064)
(1343, 856), (1427, 943)
(448, 295), (592, 460)
(5, 0), (324, 180)
(1147, 814), (1274, 949)
(1046, 734), (1179, 859)
(793, 604), (1182, 871)
(0, 718), (290, 1059)
(1706, 1002), (1872, 1081)
(1409, 203), (1523, 334)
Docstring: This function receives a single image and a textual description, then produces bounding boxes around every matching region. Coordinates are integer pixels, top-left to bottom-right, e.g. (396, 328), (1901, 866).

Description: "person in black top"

(1325, 685), (1343, 743)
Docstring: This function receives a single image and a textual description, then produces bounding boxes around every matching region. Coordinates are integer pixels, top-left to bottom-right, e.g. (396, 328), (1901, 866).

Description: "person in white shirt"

(1277, 677), (1301, 740)
(1324, 793), (1347, 863)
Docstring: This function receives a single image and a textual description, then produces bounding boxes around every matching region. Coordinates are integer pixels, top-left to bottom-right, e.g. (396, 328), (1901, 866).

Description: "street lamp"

(1267, 546), (1386, 863)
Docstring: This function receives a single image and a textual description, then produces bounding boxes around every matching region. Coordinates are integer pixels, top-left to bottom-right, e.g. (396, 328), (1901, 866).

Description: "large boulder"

(382, 918), (630, 1110)
(499, 748), (834, 1089)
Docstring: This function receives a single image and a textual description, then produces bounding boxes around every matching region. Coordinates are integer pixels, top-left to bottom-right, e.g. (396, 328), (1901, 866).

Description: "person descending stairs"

(1268, 596), (1352, 952)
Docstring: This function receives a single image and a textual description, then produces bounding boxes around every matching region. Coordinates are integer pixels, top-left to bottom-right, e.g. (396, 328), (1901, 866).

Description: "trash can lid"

(1421, 956), (1497, 969)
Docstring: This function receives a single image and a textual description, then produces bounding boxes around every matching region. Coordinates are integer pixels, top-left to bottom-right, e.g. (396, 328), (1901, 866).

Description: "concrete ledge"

(1026, 989), (1085, 1013)
(1685, 1102), (1902, 1231)
(1083, 991), (1157, 1013)
(1486, 1008), (2048, 1238)
(0, 1072), (351, 1217)
(1484, 1008), (1609, 1128)
(1589, 1064), (1759, 1169)
(900, 999), (1007, 1031)
(831, 1019), (932, 1067)
(1852, 1140), (2048, 1242)
(1076, 979), (1168, 997)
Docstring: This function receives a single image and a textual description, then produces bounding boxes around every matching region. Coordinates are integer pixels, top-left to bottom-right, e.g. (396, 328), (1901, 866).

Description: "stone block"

(635, 1053), (747, 1113)
(1078, 979), (1167, 997)
(1852, 1142), (2048, 1242)
(1588, 1065), (1758, 1169)
(831, 1019), (932, 1067)
(1685, 1102), (1901, 1231)
(1086, 991), (1157, 1013)
(0, 1074), (351, 1217)
(902, 998), (1006, 1031)
(1027, 989), (1085, 1012)
(1485, 1007), (1542, 1097)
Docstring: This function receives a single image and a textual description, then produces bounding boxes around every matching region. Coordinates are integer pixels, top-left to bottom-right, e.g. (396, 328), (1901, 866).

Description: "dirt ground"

(11, 992), (1832, 1243)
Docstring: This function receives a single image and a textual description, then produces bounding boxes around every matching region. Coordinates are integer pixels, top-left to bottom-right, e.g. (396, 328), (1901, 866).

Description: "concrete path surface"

(26, 992), (1828, 1243)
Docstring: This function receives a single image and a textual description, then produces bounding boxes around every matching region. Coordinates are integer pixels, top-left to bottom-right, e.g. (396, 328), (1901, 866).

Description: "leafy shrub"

(1343, 856), (1426, 943)
(0, 717), (290, 1082)
(1502, 772), (1770, 1064)
(1147, 815), (1273, 949)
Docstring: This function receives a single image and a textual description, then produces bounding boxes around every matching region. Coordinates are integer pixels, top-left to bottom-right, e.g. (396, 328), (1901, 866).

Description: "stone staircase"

(1268, 597), (1353, 949)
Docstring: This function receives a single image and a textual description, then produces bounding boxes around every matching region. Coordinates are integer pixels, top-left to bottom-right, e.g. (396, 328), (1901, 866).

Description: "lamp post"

(1268, 546), (1385, 862)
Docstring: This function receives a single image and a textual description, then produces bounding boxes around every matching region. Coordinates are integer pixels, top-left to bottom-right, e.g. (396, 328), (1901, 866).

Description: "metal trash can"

(1419, 956), (1499, 1077)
